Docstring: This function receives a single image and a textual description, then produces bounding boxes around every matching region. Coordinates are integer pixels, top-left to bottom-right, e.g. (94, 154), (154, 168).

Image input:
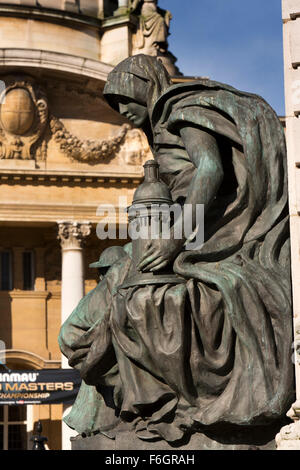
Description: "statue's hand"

(137, 237), (183, 272)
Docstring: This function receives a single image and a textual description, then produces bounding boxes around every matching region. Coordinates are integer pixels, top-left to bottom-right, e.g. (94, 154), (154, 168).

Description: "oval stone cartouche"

(1, 88), (35, 135)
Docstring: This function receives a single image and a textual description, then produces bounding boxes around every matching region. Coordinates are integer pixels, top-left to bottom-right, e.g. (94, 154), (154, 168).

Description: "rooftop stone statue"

(59, 54), (294, 450)
(130, 0), (172, 55)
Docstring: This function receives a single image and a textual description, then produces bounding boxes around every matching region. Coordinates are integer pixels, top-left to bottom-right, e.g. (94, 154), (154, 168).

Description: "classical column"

(57, 220), (92, 450)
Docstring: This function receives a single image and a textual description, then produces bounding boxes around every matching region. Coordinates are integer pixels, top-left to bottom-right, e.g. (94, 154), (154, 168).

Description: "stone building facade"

(276, 0), (300, 450)
(0, 0), (180, 450)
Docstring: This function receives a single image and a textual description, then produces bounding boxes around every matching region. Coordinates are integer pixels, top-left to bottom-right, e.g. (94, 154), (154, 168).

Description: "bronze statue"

(59, 54), (293, 448)
(59, 245), (130, 435)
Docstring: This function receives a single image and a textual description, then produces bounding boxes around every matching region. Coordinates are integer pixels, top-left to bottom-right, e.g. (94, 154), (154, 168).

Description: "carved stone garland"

(50, 117), (130, 164)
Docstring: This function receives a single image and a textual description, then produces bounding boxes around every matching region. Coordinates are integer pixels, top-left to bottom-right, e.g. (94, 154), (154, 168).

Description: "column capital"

(57, 220), (92, 250)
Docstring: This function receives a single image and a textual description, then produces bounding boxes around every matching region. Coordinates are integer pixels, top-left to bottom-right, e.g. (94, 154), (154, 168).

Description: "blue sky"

(159, 0), (285, 115)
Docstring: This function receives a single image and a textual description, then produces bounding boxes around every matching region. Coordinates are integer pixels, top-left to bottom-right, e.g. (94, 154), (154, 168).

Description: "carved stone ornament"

(275, 401), (300, 450)
(0, 75), (48, 160)
(57, 221), (92, 250)
(49, 117), (131, 164)
(276, 320), (300, 449)
(117, 127), (151, 165)
(0, 74), (150, 165)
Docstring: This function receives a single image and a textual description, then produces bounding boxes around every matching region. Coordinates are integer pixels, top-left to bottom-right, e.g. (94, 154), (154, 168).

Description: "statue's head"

(89, 245), (127, 281)
(114, 96), (149, 127)
(103, 54), (172, 128)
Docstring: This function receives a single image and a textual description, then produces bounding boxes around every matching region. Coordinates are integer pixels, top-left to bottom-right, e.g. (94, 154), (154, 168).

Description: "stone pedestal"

(71, 421), (288, 451)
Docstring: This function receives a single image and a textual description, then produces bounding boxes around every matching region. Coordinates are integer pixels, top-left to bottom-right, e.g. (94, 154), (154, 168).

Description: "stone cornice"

(282, 1), (300, 21)
(102, 13), (138, 30)
(0, 290), (61, 299)
(0, 168), (143, 185)
(0, 4), (102, 29)
(0, 48), (113, 81)
(0, 202), (129, 224)
(3, 349), (61, 369)
(0, 290), (49, 299)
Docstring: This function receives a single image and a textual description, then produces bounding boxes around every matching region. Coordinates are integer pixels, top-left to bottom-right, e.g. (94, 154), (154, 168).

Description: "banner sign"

(0, 369), (81, 405)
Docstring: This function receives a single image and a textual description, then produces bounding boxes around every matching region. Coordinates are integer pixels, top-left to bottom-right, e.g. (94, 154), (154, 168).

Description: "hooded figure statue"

(60, 54), (293, 446)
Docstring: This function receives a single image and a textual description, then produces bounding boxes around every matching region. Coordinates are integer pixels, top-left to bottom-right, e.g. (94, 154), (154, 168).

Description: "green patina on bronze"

(59, 55), (293, 445)
(59, 246), (131, 435)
